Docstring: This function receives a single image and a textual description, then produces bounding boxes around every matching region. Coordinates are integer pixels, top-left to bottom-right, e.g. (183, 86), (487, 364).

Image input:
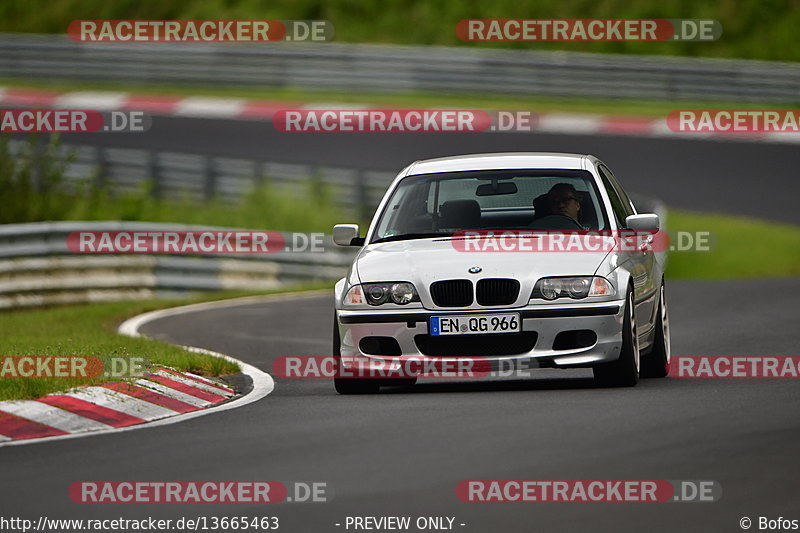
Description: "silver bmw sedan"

(332, 153), (670, 393)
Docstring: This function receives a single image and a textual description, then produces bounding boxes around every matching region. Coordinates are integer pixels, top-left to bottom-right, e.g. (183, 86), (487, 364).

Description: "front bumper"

(336, 300), (626, 375)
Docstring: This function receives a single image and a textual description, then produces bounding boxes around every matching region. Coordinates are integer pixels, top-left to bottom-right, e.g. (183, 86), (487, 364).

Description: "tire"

(332, 312), (380, 394)
(593, 288), (640, 387)
(640, 282), (670, 378)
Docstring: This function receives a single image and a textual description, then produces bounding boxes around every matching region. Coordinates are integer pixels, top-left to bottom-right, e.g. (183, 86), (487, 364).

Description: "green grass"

(3, 77), (798, 117)
(665, 210), (800, 279)
(0, 283), (332, 401)
(1, 0), (799, 61)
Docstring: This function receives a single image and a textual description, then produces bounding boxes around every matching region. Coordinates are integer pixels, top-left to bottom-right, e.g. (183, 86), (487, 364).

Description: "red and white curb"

(1, 86), (798, 143)
(0, 367), (236, 442)
(0, 293), (288, 447)
(0, 87), (292, 121)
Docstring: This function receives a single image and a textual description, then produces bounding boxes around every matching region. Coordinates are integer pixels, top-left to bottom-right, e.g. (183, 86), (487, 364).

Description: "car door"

(597, 164), (657, 333)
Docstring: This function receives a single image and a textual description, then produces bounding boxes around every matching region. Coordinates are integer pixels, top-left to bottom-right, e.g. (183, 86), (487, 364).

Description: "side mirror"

(333, 224), (364, 246)
(625, 214), (660, 232)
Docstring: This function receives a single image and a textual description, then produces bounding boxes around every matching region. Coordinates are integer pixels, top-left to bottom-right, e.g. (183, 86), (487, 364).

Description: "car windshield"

(371, 169), (609, 243)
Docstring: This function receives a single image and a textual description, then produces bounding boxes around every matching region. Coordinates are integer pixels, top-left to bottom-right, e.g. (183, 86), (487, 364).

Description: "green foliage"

(0, 0), (798, 61)
(0, 134), (74, 223)
(0, 134), (345, 231)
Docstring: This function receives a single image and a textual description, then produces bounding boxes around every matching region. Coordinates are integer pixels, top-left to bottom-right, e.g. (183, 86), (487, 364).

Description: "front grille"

(476, 278), (520, 306)
(430, 279), (473, 307)
(414, 332), (538, 357)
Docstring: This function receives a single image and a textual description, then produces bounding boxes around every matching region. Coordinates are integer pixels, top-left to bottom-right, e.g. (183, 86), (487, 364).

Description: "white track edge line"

(0, 289), (330, 447)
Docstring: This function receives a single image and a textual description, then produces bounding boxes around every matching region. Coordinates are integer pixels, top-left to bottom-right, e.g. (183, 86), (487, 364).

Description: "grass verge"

(0, 282), (332, 401)
(666, 210), (800, 279)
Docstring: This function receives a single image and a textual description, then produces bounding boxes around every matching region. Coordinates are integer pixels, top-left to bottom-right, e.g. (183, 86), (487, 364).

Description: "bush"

(0, 134), (73, 223)
(0, 134), (345, 231)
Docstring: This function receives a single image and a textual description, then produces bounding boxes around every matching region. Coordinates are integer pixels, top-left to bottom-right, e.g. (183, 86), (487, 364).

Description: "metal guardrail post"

(257, 161), (268, 188)
(147, 150), (160, 199)
(95, 147), (107, 190)
(203, 155), (215, 201)
(356, 170), (369, 223)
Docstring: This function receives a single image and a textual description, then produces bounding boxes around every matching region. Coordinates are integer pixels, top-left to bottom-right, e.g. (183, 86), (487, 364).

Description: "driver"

(546, 183), (581, 223)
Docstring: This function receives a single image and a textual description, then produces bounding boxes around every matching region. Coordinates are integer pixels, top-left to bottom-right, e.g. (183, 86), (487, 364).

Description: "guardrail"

(1, 34), (799, 103)
(6, 138), (396, 221)
(0, 221), (356, 309)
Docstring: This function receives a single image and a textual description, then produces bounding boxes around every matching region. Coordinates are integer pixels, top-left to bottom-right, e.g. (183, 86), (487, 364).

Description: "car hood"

(355, 237), (614, 308)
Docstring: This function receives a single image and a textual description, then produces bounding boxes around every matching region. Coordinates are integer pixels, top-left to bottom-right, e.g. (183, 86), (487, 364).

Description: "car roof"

(405, 152), (594, 176)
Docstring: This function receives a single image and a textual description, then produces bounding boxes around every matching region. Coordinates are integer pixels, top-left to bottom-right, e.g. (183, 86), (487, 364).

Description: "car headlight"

(389, 282), (417, 305)
(366, 284), (389, 305)
(531, 277), (614, 300)
(344, 282), (420, 306)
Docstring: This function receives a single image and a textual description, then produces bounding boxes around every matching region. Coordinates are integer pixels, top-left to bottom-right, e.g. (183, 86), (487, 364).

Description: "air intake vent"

(415, 332), (538, 356)
(430, 279), (473, 307)
(476, 278), (520, 306)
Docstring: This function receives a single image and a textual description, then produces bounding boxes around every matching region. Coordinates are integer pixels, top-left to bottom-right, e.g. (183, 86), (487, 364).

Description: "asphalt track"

(2, 279), (799, 532)
(52, 115), (800, 225)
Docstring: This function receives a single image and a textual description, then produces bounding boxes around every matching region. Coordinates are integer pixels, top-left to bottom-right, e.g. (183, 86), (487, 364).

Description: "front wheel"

(334, 376), (381, 395)
(640, 282), (670, 378)
(332, 312), (380, 394)
(593, 289), (640, 387)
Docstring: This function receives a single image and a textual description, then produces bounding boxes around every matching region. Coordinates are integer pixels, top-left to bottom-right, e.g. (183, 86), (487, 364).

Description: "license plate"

(429, 313), (520, 336)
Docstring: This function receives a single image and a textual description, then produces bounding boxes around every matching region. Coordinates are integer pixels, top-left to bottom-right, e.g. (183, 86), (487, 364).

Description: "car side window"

(597, 166), (629, 227)
(600, 165), (636, 218)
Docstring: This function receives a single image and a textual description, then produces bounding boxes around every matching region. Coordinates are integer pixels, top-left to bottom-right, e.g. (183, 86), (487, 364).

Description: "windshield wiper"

(372, 232), (453, 243)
